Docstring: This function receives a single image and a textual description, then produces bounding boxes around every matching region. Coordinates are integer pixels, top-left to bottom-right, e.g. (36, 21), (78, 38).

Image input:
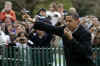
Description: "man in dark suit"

(25, 15), (95, 66)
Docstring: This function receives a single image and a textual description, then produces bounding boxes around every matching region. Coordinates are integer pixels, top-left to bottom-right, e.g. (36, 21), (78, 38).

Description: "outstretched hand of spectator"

(22, 13), (35, 24)
(22, 13), (30, 19)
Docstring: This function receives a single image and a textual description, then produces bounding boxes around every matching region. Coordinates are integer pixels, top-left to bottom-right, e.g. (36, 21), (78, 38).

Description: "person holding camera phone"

(0, 1), (16, 24)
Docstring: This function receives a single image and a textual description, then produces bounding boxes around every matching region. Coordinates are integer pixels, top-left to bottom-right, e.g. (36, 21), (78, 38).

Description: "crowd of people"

(0, 1), (100, 66)
(0, 1), (99, 48)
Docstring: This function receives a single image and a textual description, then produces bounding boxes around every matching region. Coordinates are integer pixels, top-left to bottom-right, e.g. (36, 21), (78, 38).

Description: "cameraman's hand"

(64, 27), (73, 40)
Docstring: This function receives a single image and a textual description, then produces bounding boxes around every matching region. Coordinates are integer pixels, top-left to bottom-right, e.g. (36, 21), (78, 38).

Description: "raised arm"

(33, 22), (64, 36)
(23, 15), (64, 36)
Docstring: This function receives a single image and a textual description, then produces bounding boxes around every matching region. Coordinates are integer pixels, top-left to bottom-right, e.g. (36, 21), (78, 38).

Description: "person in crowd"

(46, 2), (61, 25)
(15, 32), (28, 45)
(80, 16), (95, 31)
(15, 32), (31, 66)
(93, 24), (100, 47)
(0, 26), (10, 45)
(68, 7), (79, 21)
(24, 13), (96, 66)
(28, 19), (53, 66)
(34, 8), (51, 24)
(5, 24), (16, 35)
(16, 24), (26, 35)
(80, 16), (100, 46)
(56, 3), (68, 26)
(57, 3), (68, 17)
(89, 26), (97, 45)
(35, 8), (47, 21)
(47, 3), (64, 48)
(53, 4), (68, 48)
(0, 1), (16, 24)
(29, 29), (53, 48)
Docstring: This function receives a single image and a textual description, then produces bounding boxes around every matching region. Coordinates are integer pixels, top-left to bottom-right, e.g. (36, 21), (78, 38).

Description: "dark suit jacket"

(33, 22), (95, 66)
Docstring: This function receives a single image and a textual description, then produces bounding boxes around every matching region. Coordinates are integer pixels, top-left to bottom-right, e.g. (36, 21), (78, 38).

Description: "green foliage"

(72, 0), (100, 17)
(0, 2), (4, 12)
(56, 0), (72, 9)
(33, 0), (72, 15)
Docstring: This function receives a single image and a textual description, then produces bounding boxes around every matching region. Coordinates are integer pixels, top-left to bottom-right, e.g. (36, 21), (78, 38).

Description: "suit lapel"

(72, 25), (85, 41)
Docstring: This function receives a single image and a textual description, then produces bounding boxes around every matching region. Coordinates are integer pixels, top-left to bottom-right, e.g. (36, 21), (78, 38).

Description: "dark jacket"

(33, 22), (95, 66)
(29, 32), (52, 48)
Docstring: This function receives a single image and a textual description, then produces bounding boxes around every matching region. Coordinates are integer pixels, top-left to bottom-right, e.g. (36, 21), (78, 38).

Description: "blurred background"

(0, 0), (100, 20)
(0, 0), (72, 20)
